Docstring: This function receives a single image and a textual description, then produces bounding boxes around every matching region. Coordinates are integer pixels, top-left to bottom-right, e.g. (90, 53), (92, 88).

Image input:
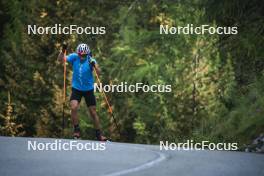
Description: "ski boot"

(95, 129), (110, 141)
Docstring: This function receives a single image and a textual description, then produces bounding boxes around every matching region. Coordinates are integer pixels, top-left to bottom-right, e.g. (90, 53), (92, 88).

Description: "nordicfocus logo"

(160, 24), (238, 35)
(160, 140), (238, 151)
(27, 140), (106, 151)
(27, 24), (106, 35)
(94, 82), (172, 93)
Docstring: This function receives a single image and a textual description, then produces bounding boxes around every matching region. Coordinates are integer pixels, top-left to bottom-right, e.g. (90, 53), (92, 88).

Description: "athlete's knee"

(70, 101), (79, 111)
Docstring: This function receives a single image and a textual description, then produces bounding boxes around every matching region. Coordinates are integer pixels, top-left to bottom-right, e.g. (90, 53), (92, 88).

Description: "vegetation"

(0, 0), (263, 148)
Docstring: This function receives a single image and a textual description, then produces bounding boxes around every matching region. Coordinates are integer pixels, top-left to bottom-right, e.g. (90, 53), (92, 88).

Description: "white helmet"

(76, 43), (90, 55)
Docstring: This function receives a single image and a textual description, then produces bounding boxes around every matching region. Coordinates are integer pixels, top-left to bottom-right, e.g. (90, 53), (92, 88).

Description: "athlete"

(57, 43), (107, 141)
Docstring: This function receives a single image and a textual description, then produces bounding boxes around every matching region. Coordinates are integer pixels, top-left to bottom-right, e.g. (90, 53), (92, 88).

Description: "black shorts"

(70, 87), (96, 107)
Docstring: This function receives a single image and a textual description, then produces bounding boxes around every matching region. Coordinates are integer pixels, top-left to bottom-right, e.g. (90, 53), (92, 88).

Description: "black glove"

(62, 42), (68, 52)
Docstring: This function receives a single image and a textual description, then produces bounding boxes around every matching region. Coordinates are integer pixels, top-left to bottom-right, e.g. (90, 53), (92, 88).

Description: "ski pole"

(93, 68), (121, 137)
(62, 43), (67, 132)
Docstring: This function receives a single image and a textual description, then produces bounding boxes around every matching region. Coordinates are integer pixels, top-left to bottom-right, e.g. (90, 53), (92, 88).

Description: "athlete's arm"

(57, 43), (68, 64)
(57, 51), (65, 63)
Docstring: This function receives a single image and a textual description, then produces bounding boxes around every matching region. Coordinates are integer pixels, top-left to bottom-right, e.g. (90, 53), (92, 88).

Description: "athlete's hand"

(90, 58), (96, 67)
(62, 43), (68, 53)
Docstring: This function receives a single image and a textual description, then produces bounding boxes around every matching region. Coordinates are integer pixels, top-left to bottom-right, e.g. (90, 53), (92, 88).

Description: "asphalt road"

(0, 136), (263, 176)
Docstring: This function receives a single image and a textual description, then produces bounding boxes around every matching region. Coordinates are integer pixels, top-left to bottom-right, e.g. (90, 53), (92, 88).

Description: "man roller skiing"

(57, 43), (107, 141)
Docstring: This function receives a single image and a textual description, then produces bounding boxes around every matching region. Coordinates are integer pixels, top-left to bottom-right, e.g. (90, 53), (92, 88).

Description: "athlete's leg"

(85, 90), (107, 141)
(88, 106), (107, 141)
(70, 88), (82, 138)
(88, 105), (100, 129)
(70, 100), (80, 126)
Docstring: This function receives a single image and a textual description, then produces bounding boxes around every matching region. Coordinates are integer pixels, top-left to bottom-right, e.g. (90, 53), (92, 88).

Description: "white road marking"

(103, 145), (166, 176)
